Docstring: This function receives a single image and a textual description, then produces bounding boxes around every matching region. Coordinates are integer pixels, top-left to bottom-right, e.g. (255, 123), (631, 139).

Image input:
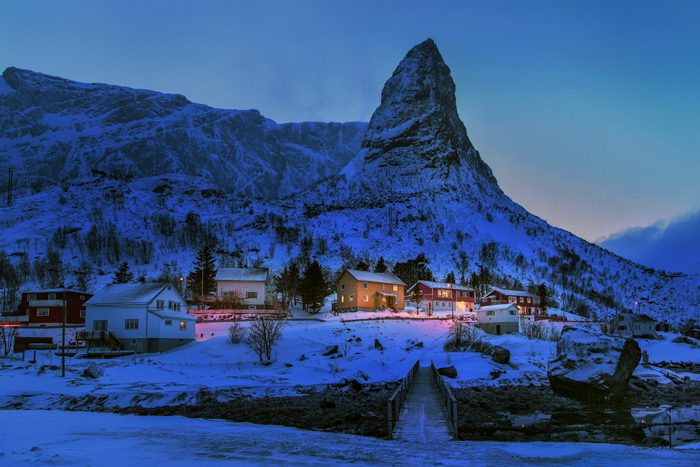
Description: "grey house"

(615, 313), (659, 339)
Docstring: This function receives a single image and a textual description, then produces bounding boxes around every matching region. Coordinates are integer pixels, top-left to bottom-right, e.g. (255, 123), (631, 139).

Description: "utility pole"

(7, 168), (13, 205)
(62, 285), (67, 377)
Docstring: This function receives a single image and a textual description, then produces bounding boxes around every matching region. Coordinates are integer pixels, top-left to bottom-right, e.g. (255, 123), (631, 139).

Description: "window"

(248, 306), (256, 310)
(519, 297), (524, 303)
(48, 293), (56, 300)
(393, 285), (398, 292)
(363, 282), (368, 289)
(156, 300), (164, 310)
(80, 310), (86, 318)
(340, 295), (345, 303)
(28, 294), (36, 301)
(509, 309), (516, 315)
(37, 308), (49, 316)
(527, 298), (532, 304)
(341, 283), (345, 290)
(486, 310), (495, 316)
(618, 325), (627, 331)
(382, 284), (385, 291)
(349, 294), (354, 302)
(246, 291), (258, 299)
(363, 294), (369, 302)
(180, 321), (186, 331)
(131, 339), (137, 345)
(168, 301), (173, 309)
(93, 320), (107, 332)
(438, 290), (452, 298)
(80, 295), (85, 300)
(174, 303), (181, 311)
(509, 297), (516, 303)
(125, 319), (139, 330)
(165, 320), (172, 326)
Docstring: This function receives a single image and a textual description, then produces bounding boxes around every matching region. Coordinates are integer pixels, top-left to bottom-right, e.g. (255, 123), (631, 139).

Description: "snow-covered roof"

(215, 268), (268, 282)
(410, 281), (474, 291)
(617, 313), (656, 323)
(85, 283), (170, 306)
(485, 287), (538, 299)
(476, 303), (520, 312)
(149, 309), (197, 321)
(344, 270), (406, 286)
(23, 289), (90, 295)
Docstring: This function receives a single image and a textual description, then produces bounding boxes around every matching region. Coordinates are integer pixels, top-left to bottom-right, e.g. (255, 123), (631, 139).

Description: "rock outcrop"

(548, 326), (642, 402)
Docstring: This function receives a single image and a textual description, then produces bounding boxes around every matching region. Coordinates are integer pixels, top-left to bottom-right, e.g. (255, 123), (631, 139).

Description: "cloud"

(598, 208), (700, 275)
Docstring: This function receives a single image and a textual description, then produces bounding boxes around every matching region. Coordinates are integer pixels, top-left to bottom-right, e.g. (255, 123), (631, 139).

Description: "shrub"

(672, 336), (698, 345)
(228, 323), (247, 344)
(444, 320), (490, 353)
(244, 316), (288, 362)
(521, 320), (550, 340)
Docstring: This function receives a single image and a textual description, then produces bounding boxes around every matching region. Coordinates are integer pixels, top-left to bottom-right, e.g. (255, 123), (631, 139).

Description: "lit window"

(349, 295), (354, 302)
(363, 294), (369, 302)
(527, 298), (532, 304)
(363, 282), (368, 289)
(246, 291), (257, 299)
(180, 321), (186, 330)
(393, 285), (398, 292)
(125, 319), (139, 330)
(340, 295), (344, 303)
(37, 308), (49, 316)
(519, 297), (523, 303)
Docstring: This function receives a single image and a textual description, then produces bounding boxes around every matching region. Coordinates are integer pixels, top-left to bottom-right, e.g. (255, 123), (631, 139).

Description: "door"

(93, 320), (107, 332)
(496, 324), (501, 335)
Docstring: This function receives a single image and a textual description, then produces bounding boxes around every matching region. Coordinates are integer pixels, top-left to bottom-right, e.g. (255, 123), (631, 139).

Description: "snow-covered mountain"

(0, 39), (698, 324)
(0, 67), (366, 198)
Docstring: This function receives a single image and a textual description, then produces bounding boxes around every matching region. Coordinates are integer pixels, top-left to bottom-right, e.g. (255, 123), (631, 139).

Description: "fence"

(430, 360), (459, 437)
(387, 359), (420, 438)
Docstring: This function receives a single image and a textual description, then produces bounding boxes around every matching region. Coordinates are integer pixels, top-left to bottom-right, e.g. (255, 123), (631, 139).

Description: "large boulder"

(83, 363), (105, 379)
(437, 366), (458, 378)
(548, 326), (641, 402)
(491, 346), (510, 364)
(322, 345), (338, 356)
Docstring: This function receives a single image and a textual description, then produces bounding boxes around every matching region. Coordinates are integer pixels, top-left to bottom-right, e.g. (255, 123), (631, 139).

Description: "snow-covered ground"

(2, 410), (699, 466)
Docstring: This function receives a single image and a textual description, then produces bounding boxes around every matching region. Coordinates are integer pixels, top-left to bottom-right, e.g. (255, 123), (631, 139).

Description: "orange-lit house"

(405, 281), (476, 314)
(336, 269), (405, 312)
(481, 287), (541, 315)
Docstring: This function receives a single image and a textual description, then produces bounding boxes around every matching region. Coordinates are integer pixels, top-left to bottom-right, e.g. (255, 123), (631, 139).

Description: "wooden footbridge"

(387, 360), (458, 442)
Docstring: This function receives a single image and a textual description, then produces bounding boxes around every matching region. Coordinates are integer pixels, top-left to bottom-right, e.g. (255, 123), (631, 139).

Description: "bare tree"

(244, 315), (288, 363)
(0, 319), (18, 356)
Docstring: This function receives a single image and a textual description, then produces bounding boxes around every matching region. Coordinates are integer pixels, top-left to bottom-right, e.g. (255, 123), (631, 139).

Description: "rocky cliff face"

(0, 67), (366, 198)
(341, 39), (503, 201)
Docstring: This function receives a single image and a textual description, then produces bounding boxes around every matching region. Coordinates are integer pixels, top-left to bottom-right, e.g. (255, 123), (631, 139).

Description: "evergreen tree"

(299, 260), (329, 313)
(453, 250), (469, 284)
(392, 253), (434, 288)
(355, 260), (370, 272)
(187, 245), (217, 298)
(444, 271), (456, 284)
(113, 261), (135, 284)
(537, 283), (551, 313)
(273, 262), (299, 310)
(374, 256), (388, 273)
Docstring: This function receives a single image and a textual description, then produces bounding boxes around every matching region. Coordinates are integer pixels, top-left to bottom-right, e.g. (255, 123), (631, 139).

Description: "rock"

(349, 379), (364, 391)
(83, 363), (105, 379)
(414, 342), (424, 348)
(491, 346), (510, 364)
(547, 326), (642, 402)
(298, 354), (307, 361)
(437, 366), (458, 378)
(285, 363), (293, 368)
(322, 345), (338, 356)
(320, 399), (336, 409)
(354, 370), (370, 381)
(374, 339), (383, 350)
(490, 369), (504, 379)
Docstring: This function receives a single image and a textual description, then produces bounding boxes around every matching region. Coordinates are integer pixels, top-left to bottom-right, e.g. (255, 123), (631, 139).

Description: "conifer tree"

(537, 283), (551, 313)
(444, 271), (456, 284)
(355, 260), (370, 272)
(113, 261), (135, 284)
(373, 256), (388, 273)
(299, 260), (328, 313)
(273, 262), (300, 310)
(187, 245), (217, 298)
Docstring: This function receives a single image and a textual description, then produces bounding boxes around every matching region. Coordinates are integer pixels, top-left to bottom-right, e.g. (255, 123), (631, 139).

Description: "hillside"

(0, 39), (698, 325)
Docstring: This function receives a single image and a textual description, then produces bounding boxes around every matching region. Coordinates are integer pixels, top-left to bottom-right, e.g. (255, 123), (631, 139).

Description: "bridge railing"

(430, 360), (459, 437)
(387, 359), (420, 438)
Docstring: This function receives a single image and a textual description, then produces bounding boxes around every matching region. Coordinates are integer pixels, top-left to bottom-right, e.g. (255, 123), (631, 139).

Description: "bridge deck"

(392, 366), (454, 442)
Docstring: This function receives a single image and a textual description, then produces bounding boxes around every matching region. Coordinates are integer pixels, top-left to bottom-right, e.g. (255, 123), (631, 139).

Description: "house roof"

(215, 268), (268, 282)
(409, 281), (474, 292)
(23, 289), (91, 295)
(149, 309), (197, 321)
(477, 303), (520, 312)
(343, 270), (406, 286)
(484, 287), (538, 299)
(618, 313), (656, 323)
(85, 283), (171, 306)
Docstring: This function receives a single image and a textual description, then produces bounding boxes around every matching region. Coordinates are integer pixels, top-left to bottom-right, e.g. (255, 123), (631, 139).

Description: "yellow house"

(336, 269), (406, 312)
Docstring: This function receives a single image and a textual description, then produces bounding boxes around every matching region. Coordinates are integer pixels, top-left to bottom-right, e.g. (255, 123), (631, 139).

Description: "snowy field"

(2, 411), (699, 466)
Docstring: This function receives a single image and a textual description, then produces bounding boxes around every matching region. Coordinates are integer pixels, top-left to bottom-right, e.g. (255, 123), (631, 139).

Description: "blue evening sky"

(1, 0), (699, 244)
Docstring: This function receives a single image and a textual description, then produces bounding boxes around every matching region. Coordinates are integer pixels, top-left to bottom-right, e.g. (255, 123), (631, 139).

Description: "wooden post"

(387, 401), (392, 437)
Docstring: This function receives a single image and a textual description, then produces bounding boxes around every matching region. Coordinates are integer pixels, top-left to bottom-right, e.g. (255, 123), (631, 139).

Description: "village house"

(655, 320), (671, 333)
(405, 281), (476, 314)
(215, 268), (273, 310)
(20, 289), (92, 327)
(336, 269), (405, 312)
(83, 282), (196, 353)
(683, 325), (700, 339)
(615, 313), (659, 339)
(476, 303), (520, 335)
(481, 287), (541, 316)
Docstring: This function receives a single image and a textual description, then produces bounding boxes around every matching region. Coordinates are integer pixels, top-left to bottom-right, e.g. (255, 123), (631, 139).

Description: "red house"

(481, 287), (541, 316)
(684, 325), (700, 339)
(655, 321), (671, 333)
(21, 289), (92, 327)
(405, 281), (476, 314)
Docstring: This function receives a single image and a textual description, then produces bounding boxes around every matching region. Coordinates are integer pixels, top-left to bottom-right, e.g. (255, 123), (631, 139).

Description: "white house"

(476, 303), (520, 335)
(615, 313), (659, 339)
(215, 268), (273, 310)
(84, 282), (196, 353)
